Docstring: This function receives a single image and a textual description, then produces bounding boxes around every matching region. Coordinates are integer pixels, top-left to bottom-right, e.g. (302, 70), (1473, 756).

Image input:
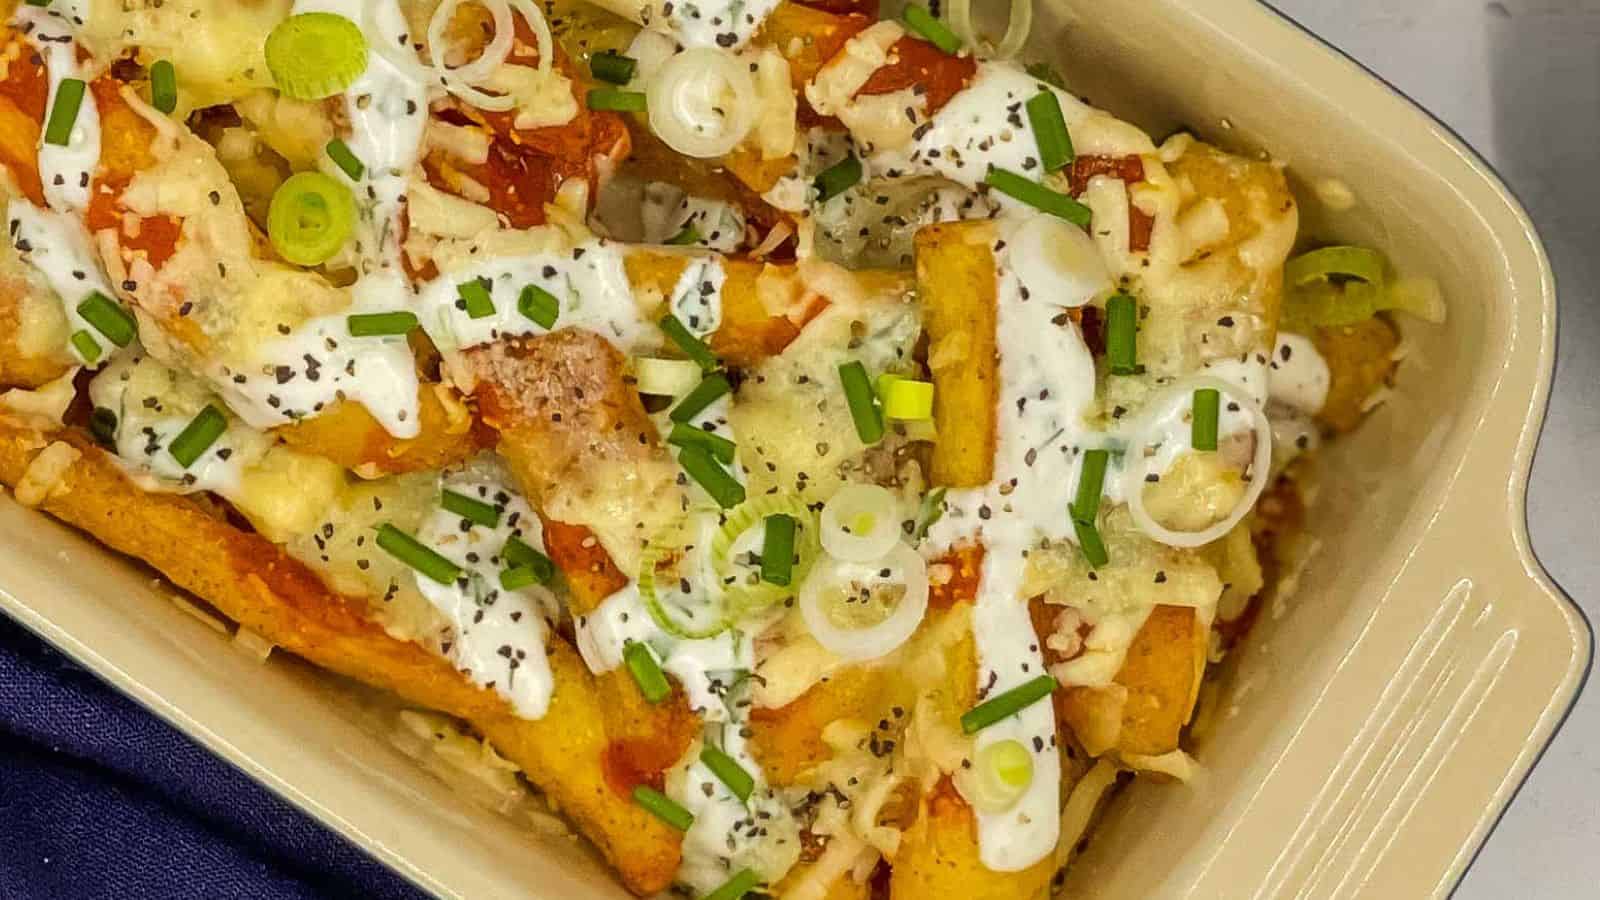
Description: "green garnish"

(699, 743), (755, 804)
(1073, 517), (1108, 568)
(265, 13), (368, 101)
(167, 405), (228, 469)
(1070, 449), (1109, 525)
(502, 536), (555, 583)
(659, 314), (719, 372)
(901, 3), (962, 55)
(88, 407), (117, 446)
(664, 224), (701, 246)
(678, 445), (745, 509)
(43, 77), (85, 146)
(632, 785), (694, 831)
(589, 51), (637, 85)
(1191, 388), (1221, 451)
(441, 489), (500, 528)
(376, 524), (462, 585)
(1026, 91), (1074, 172)
(69, 329), (101, 365)
(669, 374), (732, 424)
(624, 639), (671, 704)
(149, 60), (178, 114)
(984, 167), (1092, 226)
(1104, 293), (1139, 375)
(668, 423), (737, 465)
(499, 566), (544, 591)
(457, 277), (496, 320)
(347, 311), (417, 337)
(838, 361), (884, 445)
(267, 171), (356, 266)
(76, 291), (136, 348)
(586, 88), (647, 111)
(961, 675), (1059, 734)
(760, 514), (796, 587)
(814, 154), (863, 203)
(701, 869), (761, 900)
(518, 284), (560, 329)
(325, 138), (365, 181)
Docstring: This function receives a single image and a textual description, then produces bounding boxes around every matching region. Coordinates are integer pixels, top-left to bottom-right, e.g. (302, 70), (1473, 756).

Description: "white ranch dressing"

(667, 253), (726, 337)
(1267, 331), (1330, 415)
(412, 472), (560, 719)
(7, 202), (119, 363)
(18, 2), (99, 214)
(418, 240), (654, 353)
(645, 0), (784, 51)
(212, 282), (422, 439)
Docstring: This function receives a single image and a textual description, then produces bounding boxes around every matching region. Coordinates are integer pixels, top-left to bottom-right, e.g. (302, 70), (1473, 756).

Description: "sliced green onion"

(1104, 292), (1138, 375)
(961, 674), (1059, 734)
(377, 524), (462, 585)
(760, 513), (796, 587)
(699, 743), (755, 804)
(624, 639), (672, 704)
(590, 50), (637, 85)
(838, 361), (884, 445)
(76, 291), (136, 347)
(499, 565), (543, 591)
(587, 88), (647, 111)
(441, 489), (500, 528)
(265, 13), (368, 101)
(701, 869), (761, 900)
(902, 3), (962, 55)
(518, 284), (560, 329)
(814, 154), (862, 203)
(1285, 245), (1386, 289)
(659, 314), (719, 372)
(1026, 91), (1074, 172)
(878, 375), (934, 420)
(69, 329), (101, 364)
(984, 167), (1092, 227)
(325, 138), (365, 181)
(347, 311), (417, 337)
(267, 171), (356, 266)
(678, 445), (745, 509)
(1070, 449), (1109, 525)
(668, 423), (737, 465)
(149, 60), (178, 115)
(457, 277), (496, 320)
(1191, 388), (1220, 452)
(669, 373), (732, 424)
(709, 493), (820, 612)
(914, 487), (947, 541)
(43, 77), (85, 146)
(1073, 515), (1109, 568)
(632, 785), (694, 831)
(971, 738), (1035, 811)
(167, 405), (228, 469)
(633, 357), (702, 399)
(23, 0), (52, 7)
(664, 224), (701, 246)
(502, 536), (555, 583)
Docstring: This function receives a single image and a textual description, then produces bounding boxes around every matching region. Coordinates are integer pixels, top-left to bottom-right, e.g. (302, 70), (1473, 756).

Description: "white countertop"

(1267, 1), (1600, 896)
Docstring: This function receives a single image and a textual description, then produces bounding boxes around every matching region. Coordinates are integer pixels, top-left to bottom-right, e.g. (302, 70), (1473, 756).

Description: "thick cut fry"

(272, 388), (493, 476)
(914, 222), (999, 487)
(0, 27), (45, 206)
(1314, 316), (1399, 433)
(0, 424), (680, 895)
(0, 272), (71, 389)
(889, 780), (1054, 900)
(1058, 605), (1205, 757)
(626, 251), (809, 367)
(749, 664), (884, 786)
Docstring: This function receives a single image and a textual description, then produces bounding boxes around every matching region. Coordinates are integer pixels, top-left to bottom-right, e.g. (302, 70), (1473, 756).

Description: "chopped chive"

(69, 329), (101, 364)
(518, 283), (560, 329)
(699, 743), (755, 804)
(325, 138), (365, 180)
(586, 88), (647, 112)
(1026, 91), (1074, 172)
(760, 514), (796, 587)
(664, 224), (701, 246)
(347, 311), (417, 337)
(23, 0), (52, 7)
(668, 422), (736, 465)
(1070, 449), (1109, 524)
(702, 869), (761, 900)
(838, 361), (884, 445)
(901, 3), (962, 55)
(499, 565), (543, 591)
(77, 291), (136, 347)
(167, 405), (228, 468)
(88, 407), (118, 446)
(814, 154), (862, 203)
(377, 524), (462, 585)
(914, 486), (947, 541)
(1073, 516), (1109, 568)
(589, 50), (637, 85)
(983, 166), (1092, 227)
(659, 314), (719, 372)
(1191, 388), (1221, 451)
(457, 277), (495, 319)
(960, 674), (1059, 734)
(1105, 293), (1138, 375)
(669, 373), (732, 424)
(441, 488), (500, 528)
(149, 60), (177, 114)
(624, 639), (671, 704)
(678, 445), (745, 509)
(632, 785), (694, 831)
(43, 77), (86, 146)
(502, 536), (556, 583)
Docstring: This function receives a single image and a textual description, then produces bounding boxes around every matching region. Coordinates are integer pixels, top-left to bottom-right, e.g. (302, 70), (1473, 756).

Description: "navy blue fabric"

(0, 614), (424, 900)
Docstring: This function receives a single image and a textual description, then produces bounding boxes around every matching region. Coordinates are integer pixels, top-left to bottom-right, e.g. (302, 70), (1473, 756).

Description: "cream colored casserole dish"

(0, 0), (1585, 898)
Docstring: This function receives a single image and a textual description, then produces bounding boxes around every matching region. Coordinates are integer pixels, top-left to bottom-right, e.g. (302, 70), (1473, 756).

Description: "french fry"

(0, 424), (681, 895)
(272, 387), (494, 477)
(1314, 316), (1400, 433)
(914, 222), (999, 488)
(1058, 605), (1206, 757)
(889, 780), (1054, 900)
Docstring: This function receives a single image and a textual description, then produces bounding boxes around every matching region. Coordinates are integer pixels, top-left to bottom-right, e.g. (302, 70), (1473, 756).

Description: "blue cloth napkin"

(0, 614), (424, 900)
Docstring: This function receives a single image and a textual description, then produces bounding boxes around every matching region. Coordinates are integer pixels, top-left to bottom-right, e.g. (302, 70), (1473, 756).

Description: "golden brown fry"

(749, 664), (885, 786)
(271, 387), (493, 476)
(1058, 605), (1205, 757)
(0, 272), (71, 389)
(0, 423), (680, 895)
(914, 222), (999, 488)
(890, 781), (1055, 900)
(1314, 316), (1400, 433)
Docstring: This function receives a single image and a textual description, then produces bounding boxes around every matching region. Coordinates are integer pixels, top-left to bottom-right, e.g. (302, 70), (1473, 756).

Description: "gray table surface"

(1265, 0), (1600, 896)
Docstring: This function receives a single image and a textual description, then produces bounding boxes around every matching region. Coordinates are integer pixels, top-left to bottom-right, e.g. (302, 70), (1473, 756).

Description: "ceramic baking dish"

(0, 0), (1587, 897)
